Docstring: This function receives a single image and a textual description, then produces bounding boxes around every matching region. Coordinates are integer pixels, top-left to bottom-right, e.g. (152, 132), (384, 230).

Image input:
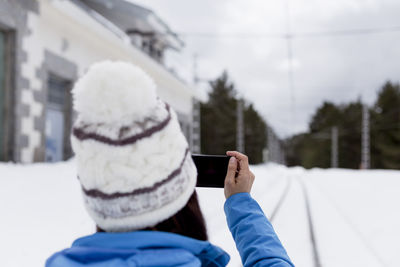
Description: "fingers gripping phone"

(192, 154), (231, 188)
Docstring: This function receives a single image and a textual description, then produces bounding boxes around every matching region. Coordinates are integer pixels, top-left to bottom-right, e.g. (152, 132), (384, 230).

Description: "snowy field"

(1, 160), (399, 267)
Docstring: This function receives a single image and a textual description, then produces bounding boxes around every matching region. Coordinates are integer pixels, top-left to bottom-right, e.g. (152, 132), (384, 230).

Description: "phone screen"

(192, 154), (230, 188)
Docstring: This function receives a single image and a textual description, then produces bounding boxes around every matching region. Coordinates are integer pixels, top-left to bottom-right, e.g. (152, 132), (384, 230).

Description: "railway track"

(268, 173), (322, 267)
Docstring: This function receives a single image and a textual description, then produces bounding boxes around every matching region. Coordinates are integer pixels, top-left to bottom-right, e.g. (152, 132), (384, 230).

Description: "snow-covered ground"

(1, 160), (399, 267)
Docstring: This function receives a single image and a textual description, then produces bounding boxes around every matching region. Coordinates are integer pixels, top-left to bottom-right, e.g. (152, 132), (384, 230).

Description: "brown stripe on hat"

(81, 148), (190, 200)
(72, 104), (171, 146)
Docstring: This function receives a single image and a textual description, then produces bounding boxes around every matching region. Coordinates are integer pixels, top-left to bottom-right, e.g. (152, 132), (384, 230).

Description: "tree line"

(200, 72), (267, 164)
(285, 81), (400, 169)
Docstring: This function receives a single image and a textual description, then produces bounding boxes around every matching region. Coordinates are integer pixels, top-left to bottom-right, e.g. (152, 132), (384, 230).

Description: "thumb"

(225, 157), (237, 183)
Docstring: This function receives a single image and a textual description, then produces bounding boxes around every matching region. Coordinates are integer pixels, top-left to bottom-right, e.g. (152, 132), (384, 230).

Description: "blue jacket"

(224, 193), (294, 267)
(46, 193), (294, 267)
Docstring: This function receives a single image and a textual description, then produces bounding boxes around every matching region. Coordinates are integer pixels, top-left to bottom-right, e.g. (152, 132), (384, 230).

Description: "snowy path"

(304, 169), (400, 267)
(304, 177), (385, 267)
(1, 161), (399, 267)
(267, 171), (315, 267)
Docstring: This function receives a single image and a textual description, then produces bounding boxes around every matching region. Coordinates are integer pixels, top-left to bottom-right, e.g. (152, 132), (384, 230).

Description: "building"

(0, 0), (200, 163)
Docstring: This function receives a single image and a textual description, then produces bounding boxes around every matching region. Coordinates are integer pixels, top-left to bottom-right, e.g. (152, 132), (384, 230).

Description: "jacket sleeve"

(224, 192), (295, 267)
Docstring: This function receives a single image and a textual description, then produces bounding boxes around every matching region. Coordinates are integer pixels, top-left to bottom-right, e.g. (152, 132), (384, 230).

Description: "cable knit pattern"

(70, 61), (197, 232)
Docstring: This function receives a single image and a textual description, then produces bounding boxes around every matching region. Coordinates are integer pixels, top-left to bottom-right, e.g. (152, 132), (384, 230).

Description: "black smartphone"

(192, 154), (230, 188)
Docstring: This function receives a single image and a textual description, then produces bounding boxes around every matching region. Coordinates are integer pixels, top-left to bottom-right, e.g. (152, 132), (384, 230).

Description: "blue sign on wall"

(45, 108), (64, 162)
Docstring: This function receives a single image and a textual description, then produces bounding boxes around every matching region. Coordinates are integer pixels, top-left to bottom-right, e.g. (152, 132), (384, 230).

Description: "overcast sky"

(132, 0), (400, 138)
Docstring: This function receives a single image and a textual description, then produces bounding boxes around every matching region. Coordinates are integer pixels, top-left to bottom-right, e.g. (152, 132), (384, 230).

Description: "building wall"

(0, 0), (39, 162)
(0, 0), (195, 163)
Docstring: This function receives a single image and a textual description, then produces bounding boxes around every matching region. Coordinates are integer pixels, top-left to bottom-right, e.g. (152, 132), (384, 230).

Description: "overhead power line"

(177, 26), (400, 39)
(296, 26), (400, 38)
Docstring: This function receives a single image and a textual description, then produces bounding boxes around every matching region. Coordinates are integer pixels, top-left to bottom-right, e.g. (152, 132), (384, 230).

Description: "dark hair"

(97, 190), (208, 241)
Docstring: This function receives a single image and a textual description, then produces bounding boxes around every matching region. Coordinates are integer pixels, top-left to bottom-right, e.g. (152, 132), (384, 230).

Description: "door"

(45, 74), (69, 162)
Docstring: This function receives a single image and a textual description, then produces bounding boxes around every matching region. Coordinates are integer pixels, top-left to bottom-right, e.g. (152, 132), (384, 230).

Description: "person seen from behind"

(46, 61), (294, 267)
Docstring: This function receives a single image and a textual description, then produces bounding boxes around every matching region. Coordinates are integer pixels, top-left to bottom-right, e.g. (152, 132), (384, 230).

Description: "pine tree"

(244, 103), (267, 164)
(200, 72), (268, 164)
(308, 102), (342, 168)
(286, 101), (363, 169)
(200, 72), (237, 155)
(371, 81), (400, 169)
(287, 81), (400, 170)
(339, 101), (362, 169)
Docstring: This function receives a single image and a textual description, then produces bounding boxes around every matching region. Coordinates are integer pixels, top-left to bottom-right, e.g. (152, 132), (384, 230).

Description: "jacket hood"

(46, 231), (230, 267)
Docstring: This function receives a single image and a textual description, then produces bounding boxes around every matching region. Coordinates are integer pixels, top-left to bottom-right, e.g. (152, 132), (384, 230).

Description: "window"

(0, 28), (15, 162)
(0, 29), (13, 161)
(45, 74), (71, 162)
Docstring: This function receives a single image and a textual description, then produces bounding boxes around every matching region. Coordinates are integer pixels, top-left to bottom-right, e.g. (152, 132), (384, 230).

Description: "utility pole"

(284, 0), (296, 131)
(267, 126), (281, 163)
(361, 104), (370, 169)
(191, 100), (201, 153)
(267, 126), (274, 162)
(280, 145), (286, 165)
(331, 127), (338, 168)
(190, 54), (201, 154)
(236, 99), (245, 153)
(192, 54), (199, 85)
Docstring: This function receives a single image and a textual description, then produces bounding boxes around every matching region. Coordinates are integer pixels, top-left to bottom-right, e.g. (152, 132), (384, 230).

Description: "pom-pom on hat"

(71, 61), (197, 232)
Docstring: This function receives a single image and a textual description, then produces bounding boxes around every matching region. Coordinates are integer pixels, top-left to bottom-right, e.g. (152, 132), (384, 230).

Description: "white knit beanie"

(70, 61), (197, 232)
